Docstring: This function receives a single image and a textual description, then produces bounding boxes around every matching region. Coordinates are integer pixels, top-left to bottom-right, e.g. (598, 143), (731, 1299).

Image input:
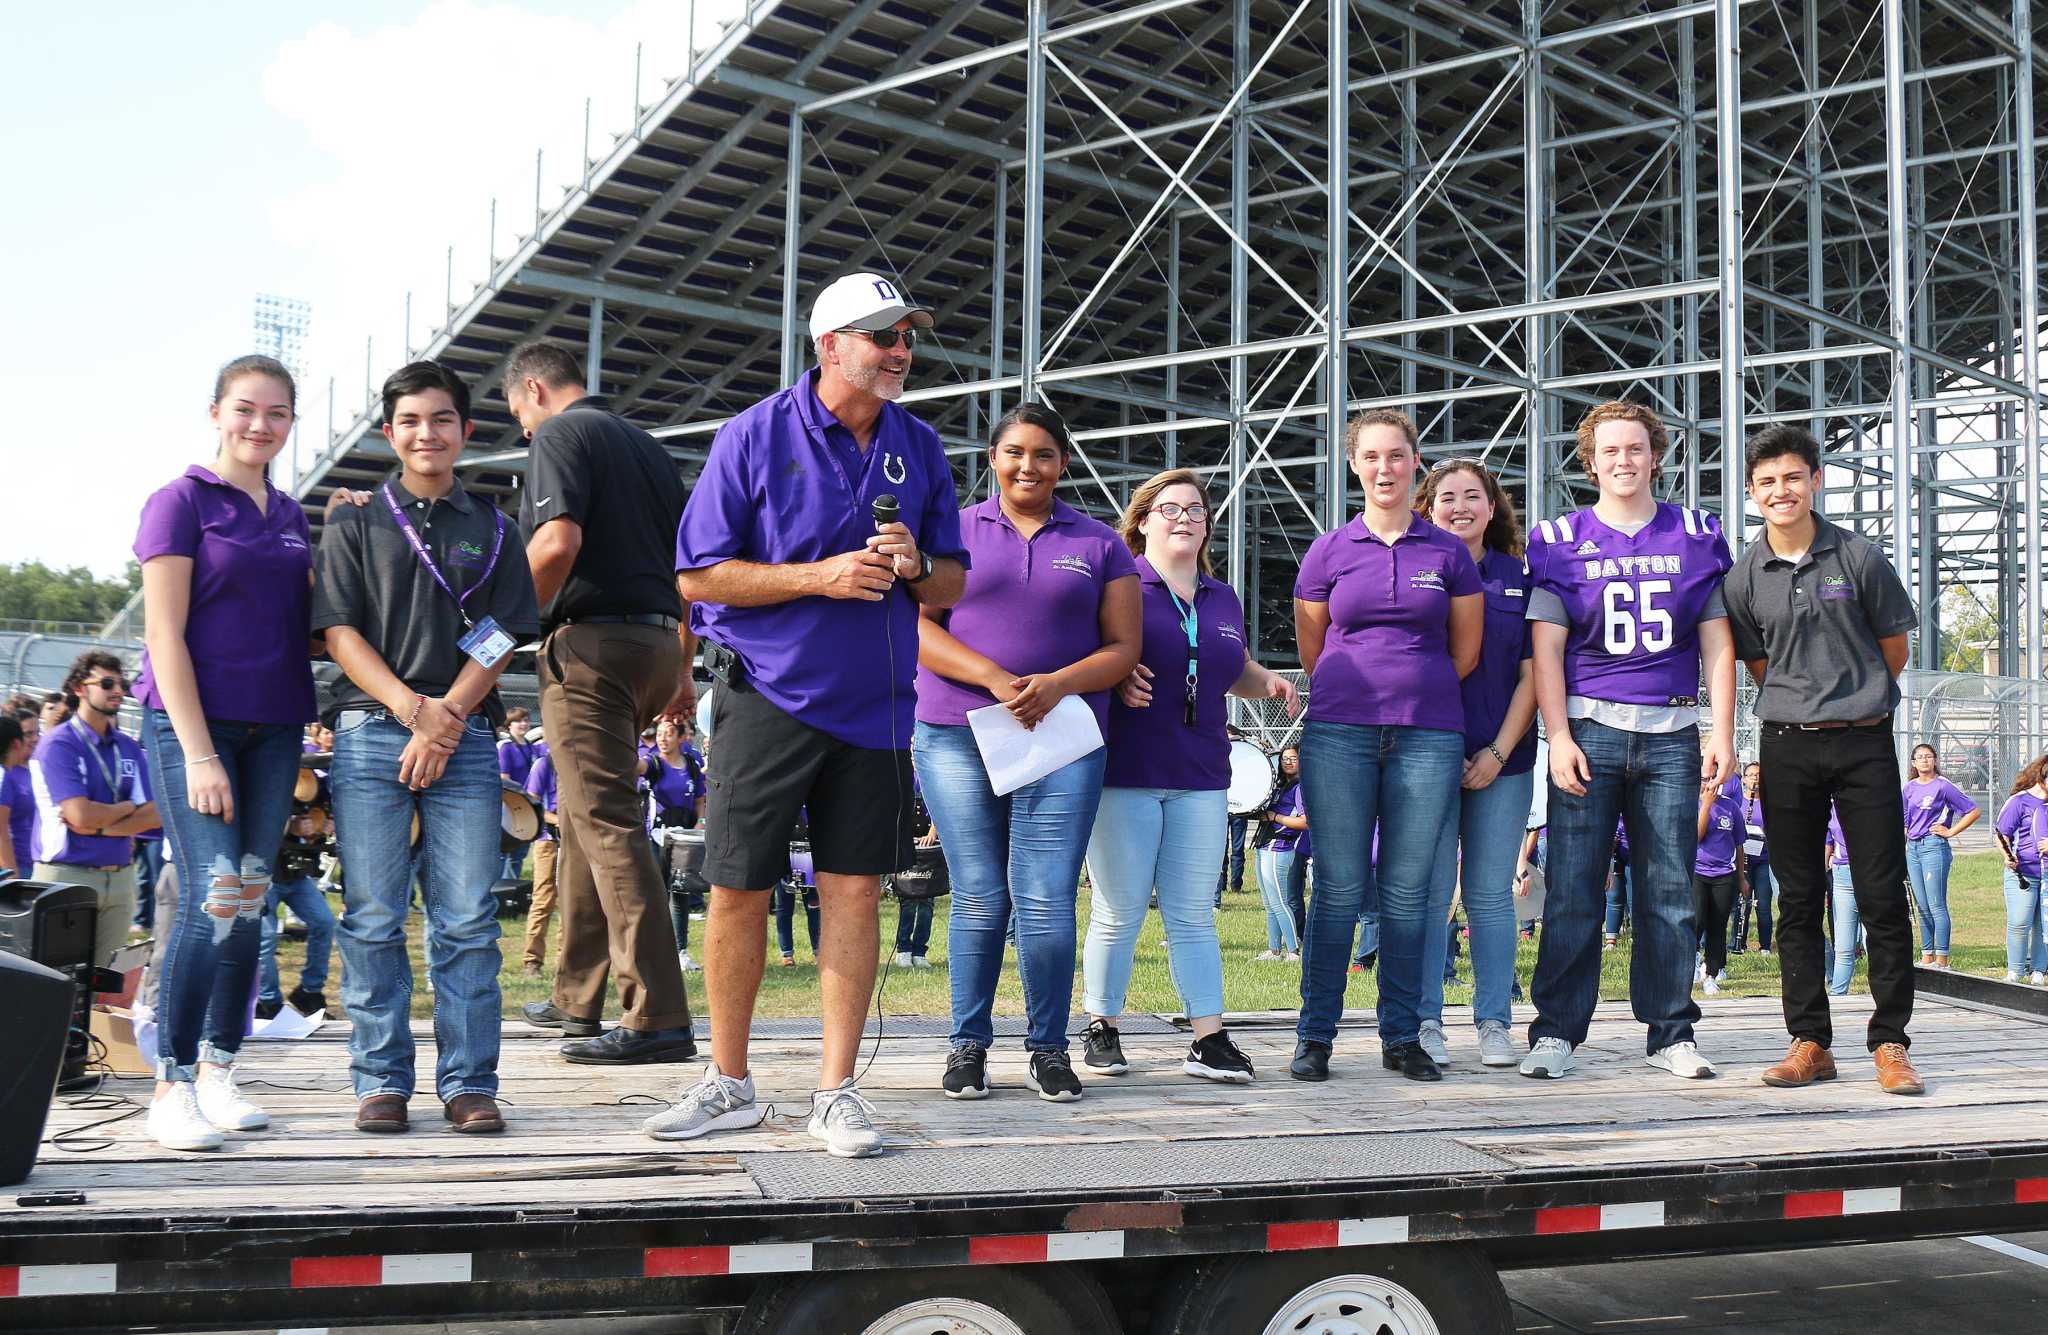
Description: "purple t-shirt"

(526, 754), (559, 842)
(1997, 792), (2045, 876)
(647, 751), (698, 816)
(1461, 547), (1536, 773)
(1741, 792), (1767, 864)
(498, 738), (537, 787)
(1102, 559), (1248, 791)
(1826, 806), (1850, 867)
(1694, 791), (1747, 877)
(1267, 781), (1308, 854)
(915, 497), (1138, 735)
(1, 765), (33, 869)
(675, 371), (968, 750)
(1527, 504), (1733, 706)
(1903, 776), (1977, 841)
(133, 466), (316, 727)
(1295, 515), (1481, 732)
(29, 720), (152, 868)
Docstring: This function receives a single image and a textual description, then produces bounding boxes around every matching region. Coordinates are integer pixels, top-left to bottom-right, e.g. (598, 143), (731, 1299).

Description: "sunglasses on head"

(839, 326), (918, 351)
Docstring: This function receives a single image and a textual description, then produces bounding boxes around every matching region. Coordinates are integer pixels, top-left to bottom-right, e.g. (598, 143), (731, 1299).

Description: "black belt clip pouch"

(703, 639), (750, 692)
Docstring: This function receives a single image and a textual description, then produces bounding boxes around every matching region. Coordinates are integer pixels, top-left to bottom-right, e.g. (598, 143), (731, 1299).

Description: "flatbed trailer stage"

(6, 976), (2048, 1334)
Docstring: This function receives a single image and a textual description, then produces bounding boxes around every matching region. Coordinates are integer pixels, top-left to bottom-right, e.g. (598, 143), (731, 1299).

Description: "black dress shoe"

(1289, 1038), (1332, 1082)
(1382, 1042), (1442, 1082)
(286, 986), (326, 1015)
(522, 1001), (601, 1038)
(560, 1024), (698, 1065)
(254, 997), (284, 1021)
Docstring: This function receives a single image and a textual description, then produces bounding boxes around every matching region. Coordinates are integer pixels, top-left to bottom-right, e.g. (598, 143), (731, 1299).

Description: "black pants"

(1759, 720), (1915, 1051)
(1693, 872), (1738, 977)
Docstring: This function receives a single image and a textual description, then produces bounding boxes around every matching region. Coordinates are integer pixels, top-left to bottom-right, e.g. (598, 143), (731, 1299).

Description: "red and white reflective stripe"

(0, 1264), (117, 1297)
(1266, 1217), (1409, 1250)
(1047, 1231), (1125, 1261)
(644, 1243), (815, 1278)
(2017, 1178), (2048, 1203)
(1534, 1202), (1666, 1234)
(1784, 1188), (1902, 1219)
(290, 1254), (471, 1288)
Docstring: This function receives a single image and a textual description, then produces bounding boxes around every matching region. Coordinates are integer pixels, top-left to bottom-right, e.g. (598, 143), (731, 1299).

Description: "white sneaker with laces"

(1476, 1021), (1517, 1068)
(1416, 1020), (1451, 1066)
(1702, 976), (1721, 996)
(148, 1083), (224, 1151)
(677, 950), (701, 973)
(1519, 1036), (1575, 1079)
(1648, 1041), (1716, 1079)
(809, 1079), (884, 1158)
(1252, 949), (1282, 962)
(2007, 970), (2021, 983)
(2034, 972), (2046, 986)
(893, 952), (913, 968)
(642, 1065), (764, 1141)
(195, 1064), (269, 1130)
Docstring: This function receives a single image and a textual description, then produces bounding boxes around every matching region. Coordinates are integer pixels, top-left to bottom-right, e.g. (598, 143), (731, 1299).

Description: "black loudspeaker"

(0, 951), (72, 1185)
(0, 882), (103, 1090)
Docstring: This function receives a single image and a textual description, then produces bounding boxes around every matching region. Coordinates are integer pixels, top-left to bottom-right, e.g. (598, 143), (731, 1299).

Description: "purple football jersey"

(1527, 503), (1733, 707)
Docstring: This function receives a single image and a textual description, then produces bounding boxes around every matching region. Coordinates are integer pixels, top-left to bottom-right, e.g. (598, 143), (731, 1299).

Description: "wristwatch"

(906, 552), (935, 584)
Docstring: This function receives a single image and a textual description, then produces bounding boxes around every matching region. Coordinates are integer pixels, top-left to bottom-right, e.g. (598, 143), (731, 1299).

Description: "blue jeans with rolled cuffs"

(332, 710), (503, 1103)
(1296, 721), (1464, 1049)
(1903, 835), (1954, 955)
(1085, 785), (1229, 1022)
(1528, 719), (1703, 1055)
(915, 722), (1105, 1053)
(144, 709), (303, 1083)
(1421, 766), (1534, 1030)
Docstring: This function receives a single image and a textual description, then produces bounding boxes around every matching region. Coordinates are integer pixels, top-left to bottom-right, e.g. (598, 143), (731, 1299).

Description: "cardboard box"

(88, 1005), (151, 1077)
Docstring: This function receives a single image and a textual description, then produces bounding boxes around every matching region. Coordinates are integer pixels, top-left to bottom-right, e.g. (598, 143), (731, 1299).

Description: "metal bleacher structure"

(242, 0), (2044, 695)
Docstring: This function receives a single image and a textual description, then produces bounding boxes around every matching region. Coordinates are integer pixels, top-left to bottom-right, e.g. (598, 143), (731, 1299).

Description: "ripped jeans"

(143, 709), (304, 1083)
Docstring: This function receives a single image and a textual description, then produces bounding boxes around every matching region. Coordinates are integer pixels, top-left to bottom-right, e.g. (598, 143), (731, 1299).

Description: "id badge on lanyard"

(1168, 586), (1199, 727)
(383, 485), (511, 667)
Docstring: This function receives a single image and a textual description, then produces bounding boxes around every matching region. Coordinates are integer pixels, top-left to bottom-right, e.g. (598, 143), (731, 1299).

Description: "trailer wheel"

(1150, 1244), (1511, 1335)
(736, 1263), (1119, 1335)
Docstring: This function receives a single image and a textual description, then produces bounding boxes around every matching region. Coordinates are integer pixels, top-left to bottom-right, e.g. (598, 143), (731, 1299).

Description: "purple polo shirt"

(499, 738), (537, 787)
(2, 765), (33, 869)
(1102, 559), (1248, 791)
(1461, 547), (1537, 774)
(676, 371), (968, 750)
(133, 466), (316, 727)
(1267, 781), (1307, 854)
(525, 754), (558, 841)
(29, 720), (152, 867)
(1295, 514), (1481, 732)
(1694, 791), (1747, 877)
(1998, 793), (2044, 876)
(1903, 776), (1977, 841)
(1742, 793), (1767, 864)
(915, 497), (1138, 734)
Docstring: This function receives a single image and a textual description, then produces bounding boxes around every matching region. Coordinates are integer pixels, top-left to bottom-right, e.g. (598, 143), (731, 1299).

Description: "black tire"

(1150, 1244), (1511, 1335)
(736, 1263), (1120, 1335)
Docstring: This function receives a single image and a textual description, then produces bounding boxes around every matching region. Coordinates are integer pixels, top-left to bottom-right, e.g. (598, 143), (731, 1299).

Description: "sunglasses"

(89, 677), (128, 692)
(839, 326), (918, 351)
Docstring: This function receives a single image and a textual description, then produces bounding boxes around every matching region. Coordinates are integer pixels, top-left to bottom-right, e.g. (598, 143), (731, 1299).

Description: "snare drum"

(1226, 739), (1274, 816)
(787, 840), (815, 888)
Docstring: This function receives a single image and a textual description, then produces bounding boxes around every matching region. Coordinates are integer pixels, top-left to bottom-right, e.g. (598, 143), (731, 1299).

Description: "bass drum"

(1225, 739), (1274, 816)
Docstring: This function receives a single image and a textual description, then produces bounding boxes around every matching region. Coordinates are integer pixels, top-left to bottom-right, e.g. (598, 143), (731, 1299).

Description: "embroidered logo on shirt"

(1051, 555), (1094, 576)
(535, 495), (555, 509)
(1218, 622), (1245, 643)
(451, 539), (487, 569)
(281, 534), (308, 551)
(1574, 540), (1601, 556)
(1819, 574), (1856, 600)
(883, 452), (907, 485)
(1410, 568), (1445, 591)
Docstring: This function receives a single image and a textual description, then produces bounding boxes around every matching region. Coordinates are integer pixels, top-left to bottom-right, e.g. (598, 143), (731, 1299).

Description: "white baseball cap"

(807, 271), (935, 342)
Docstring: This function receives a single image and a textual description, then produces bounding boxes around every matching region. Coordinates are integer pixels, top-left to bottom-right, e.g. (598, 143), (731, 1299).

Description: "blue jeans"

(916, 722), (1105, 1052)
(1421, 767), (1534, 1029)
(258, 875), (335, 1004)
(1086, 786), (1228, 1021)
(332, 711), (503, 1102)
(774, 882), (818, 957)
(1903, 835), (1954, 955)
(1529, 719), (1702, 1054)
(894, 896), (934, 956)
(1603, 861), (1631, 937)
(1215, 814), (1248, 903)
(1255, 846), (1305, 952)
(1296, 722), (1464, 1048)
(1828, 864), (1863, 995)
(144, 710), (303, 1083)
(2003, 867), (2046, 975)
(133, 838), (164, 927)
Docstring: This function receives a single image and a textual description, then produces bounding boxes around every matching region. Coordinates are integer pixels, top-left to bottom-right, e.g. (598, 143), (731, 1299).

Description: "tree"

(1936, 584), (2000, 674)
(0, 561), (142, 630)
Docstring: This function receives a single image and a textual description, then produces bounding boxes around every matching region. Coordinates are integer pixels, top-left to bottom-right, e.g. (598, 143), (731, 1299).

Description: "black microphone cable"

(858, 492), (905, 1085)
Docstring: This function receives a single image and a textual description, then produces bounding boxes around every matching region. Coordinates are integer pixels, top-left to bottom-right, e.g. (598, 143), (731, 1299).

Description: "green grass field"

(266, 850), (2022, 1022)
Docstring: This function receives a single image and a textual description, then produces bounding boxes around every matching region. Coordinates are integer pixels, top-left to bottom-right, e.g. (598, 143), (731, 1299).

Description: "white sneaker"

(1477, 1020), (1517, 1068)
(1694, 957), (1707, 983)
(1519, 1037), (1575, 1079)
(1702, 976), (1721, 996)
(1284, 950), (1301, 962)
(808, 1079), (885, 1158)
(642, 1065), (765, 1141)
(148, 1083), (224, 1151)
(2033, 972), (2046, 986)
(1713, 969), (1729, 983)
(893, 952), (914, 968)
(1252, 949), (1283, 962)
(2007, 970), (2021, 983)
(910, 955), (932, 970)
(1648, 1041), (1717, 1079)
(194, 1064), (269, 1131)
(1416, 1020), (1451, 1066)
(677, 950), (701, 973)
(1757, 947), (1773, 957)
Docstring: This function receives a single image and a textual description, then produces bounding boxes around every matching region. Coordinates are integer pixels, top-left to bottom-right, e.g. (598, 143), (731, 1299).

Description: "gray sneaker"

(808, 1079), (885, 1158)
(1518, 1036), (1576, 1079)
(642, 1065), (765, 1141)
(1416, 1020), (1451, 1067)
(1476, 1020), (1518, 1068)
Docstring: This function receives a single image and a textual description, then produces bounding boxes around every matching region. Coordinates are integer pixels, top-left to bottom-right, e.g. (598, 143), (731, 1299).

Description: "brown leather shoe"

(1761, 1039), (1837, 1088)
(1874, 1042), (1925, 1096)
(355, 1093), (409, 1133)
(445, 1093), (506, 1133)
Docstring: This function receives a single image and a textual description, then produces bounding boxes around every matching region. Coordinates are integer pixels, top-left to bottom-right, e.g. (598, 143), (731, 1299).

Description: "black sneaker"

(1082, 1019), (1129, 1074)
(1026, 1049), (1083, 1102)
(1289, 1038), (1332, 1082)
(943, 1045), (991, 1100)
(1185, 1030), (1255, 1084)
(253, 997), (284, 1021)
(560, 1024), (698, 1065)
(286, 986), (326, 1015)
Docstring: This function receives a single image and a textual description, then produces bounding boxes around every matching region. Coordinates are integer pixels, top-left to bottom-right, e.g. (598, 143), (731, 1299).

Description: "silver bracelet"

(191, 753), (221, 766)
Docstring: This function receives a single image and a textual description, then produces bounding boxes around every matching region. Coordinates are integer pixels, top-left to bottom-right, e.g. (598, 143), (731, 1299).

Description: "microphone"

(871, 493), (899, 530)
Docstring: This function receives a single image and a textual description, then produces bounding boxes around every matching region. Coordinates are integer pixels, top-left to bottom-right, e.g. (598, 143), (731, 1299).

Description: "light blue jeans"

(258, 875), (334, 1005)
(1903, 835), (1954, 955)
(332, 710), (504, 1102)
(1297, 722), (1464, 1048)
(1421, 767), (1534, 1030)
(1255, 845), (1305, 952)
(2003, 867), (2046, 976)
(1085, 787), (1228, 1021)
(914, 722), (1105, 1052)
(1828, 864), (1863, 996)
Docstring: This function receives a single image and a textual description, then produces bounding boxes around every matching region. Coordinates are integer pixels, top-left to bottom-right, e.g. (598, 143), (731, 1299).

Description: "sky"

(1, 0), (741, 577)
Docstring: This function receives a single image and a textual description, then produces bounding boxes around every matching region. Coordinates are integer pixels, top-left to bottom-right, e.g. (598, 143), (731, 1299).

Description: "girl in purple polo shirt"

(0, 715), (30, 878)
(1253, 746), (1307, 961)
(912, 405), (1142, 1103)
(1901, 744), (1980, 968)
(1995, 757), (2048, 984)
(133, 355), (319, 1153)
(1292, 410), (1481, 1084)
(1082, 469), (1298, 1088)
(1691, 776), (1748, 995)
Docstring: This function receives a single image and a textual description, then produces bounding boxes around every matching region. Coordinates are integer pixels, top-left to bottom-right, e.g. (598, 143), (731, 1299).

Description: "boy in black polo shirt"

(1723, 425), (1922, 1095)
(313, 361), (541, 1134)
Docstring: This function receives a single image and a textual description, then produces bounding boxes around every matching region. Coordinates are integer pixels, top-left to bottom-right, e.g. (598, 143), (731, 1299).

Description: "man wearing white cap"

(652, 272), (969, 1156)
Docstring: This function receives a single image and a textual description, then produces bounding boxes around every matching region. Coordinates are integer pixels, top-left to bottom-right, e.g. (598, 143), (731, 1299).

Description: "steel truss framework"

(290, 0), (2046, 674)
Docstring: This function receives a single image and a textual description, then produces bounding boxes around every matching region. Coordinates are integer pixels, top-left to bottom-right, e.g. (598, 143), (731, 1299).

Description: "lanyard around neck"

(1165, 581), (1199, 726)
(70, 716), (125, 800)
(382, 484), (505, 631)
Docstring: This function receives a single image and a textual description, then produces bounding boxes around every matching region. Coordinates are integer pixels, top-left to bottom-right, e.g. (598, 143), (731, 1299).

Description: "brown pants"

(522, 836), (559, 967)
(541, 621), (689, 1030)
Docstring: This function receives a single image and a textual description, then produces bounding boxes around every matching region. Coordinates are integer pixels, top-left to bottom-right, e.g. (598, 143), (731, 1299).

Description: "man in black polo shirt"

(505, 340), (697, 1065)
(1723, 425), (1923, 1096)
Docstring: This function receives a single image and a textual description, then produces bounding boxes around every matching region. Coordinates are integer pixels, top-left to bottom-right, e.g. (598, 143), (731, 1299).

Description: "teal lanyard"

(1167, 585), (1199, 727)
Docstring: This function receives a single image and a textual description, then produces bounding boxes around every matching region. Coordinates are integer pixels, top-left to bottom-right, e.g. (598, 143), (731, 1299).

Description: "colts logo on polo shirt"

(1051, 555), (1093, 576)
(883, 452), (908, 485)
